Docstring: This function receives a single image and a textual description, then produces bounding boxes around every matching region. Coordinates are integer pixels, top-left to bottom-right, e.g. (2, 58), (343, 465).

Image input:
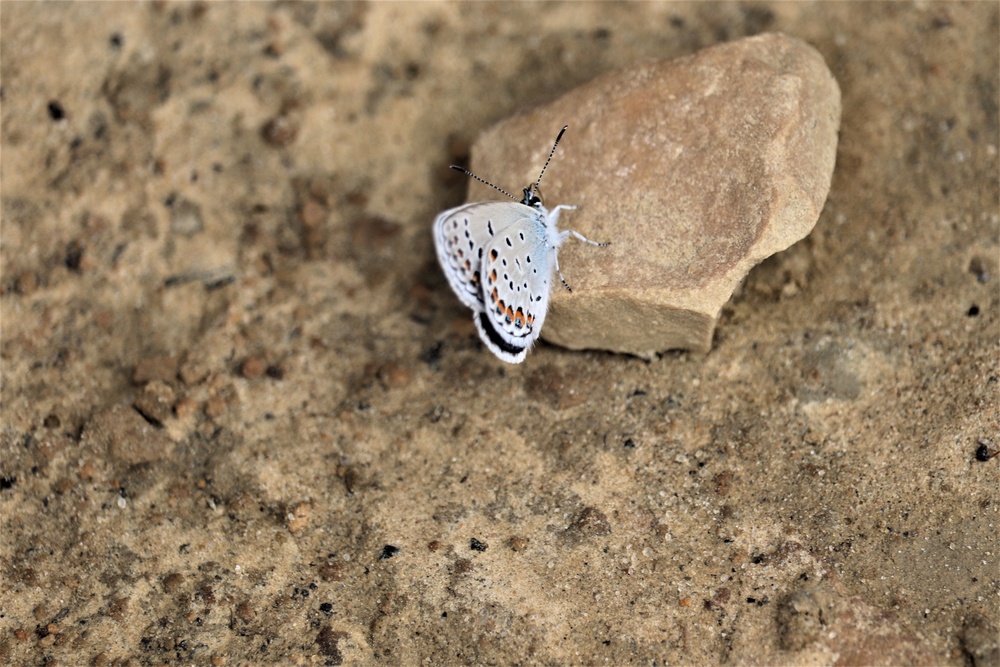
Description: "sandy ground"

(1, 2), (997, 665)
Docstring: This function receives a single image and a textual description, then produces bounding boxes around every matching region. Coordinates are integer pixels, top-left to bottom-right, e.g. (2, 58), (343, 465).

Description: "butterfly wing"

(476, 213), (553, 364)
(433, 201), (535, 311)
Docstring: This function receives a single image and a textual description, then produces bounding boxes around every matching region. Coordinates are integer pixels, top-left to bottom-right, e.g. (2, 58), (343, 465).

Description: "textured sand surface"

(1, 3), (997, 665)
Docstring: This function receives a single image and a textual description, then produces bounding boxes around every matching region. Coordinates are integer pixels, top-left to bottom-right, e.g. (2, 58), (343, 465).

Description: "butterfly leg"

(563, 229), (611, 247)
(556, 228), (612, 248)
(546, 204), (577, 229)
(553, 251), (574, 292)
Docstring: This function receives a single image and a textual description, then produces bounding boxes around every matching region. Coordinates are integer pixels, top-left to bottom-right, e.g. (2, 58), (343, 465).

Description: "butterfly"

(433, 126), (607, 363)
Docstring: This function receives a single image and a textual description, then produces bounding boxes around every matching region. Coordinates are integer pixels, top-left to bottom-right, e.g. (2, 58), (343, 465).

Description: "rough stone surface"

(469, 33), (841, 355)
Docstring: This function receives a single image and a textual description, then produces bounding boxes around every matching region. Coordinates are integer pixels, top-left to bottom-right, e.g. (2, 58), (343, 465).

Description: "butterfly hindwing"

(476, 213), (552, 364)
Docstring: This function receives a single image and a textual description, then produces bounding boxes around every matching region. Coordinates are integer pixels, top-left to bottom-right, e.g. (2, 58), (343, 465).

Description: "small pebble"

(287, 501), (312, 533)
(261, 114), (299, 146)
(133, 380), (176, 424)
(240, 356), (267, 379)
(82, 404), (173, 466)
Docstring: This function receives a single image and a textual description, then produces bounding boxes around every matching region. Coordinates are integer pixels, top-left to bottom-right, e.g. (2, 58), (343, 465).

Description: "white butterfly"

(433, 126), (607, 363)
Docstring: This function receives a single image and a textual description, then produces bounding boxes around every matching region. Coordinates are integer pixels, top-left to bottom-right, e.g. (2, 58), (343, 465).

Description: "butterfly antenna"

(532, 125), (568, 193)
(449, 165), (518, 202)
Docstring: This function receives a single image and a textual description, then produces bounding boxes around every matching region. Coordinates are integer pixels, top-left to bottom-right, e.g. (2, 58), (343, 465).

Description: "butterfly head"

(521, 187), (543, 210)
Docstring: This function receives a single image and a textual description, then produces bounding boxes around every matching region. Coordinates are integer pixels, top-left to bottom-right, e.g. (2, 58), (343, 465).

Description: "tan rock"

(466, 33), (841, 356)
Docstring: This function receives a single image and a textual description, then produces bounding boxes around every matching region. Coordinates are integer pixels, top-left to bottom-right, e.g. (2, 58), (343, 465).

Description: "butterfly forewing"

(433, 201), (536, 311)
